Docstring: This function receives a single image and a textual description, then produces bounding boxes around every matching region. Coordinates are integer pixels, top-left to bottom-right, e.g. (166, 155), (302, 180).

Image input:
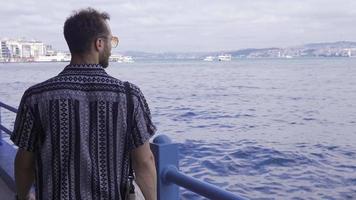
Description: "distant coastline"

(126, 41), (356, 60)
(1, 38), (356, 63)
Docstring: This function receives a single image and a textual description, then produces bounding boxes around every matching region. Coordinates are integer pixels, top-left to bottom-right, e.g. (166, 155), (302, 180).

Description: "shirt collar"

(64, 63), (104, 69)
(59, 63), (108, 76)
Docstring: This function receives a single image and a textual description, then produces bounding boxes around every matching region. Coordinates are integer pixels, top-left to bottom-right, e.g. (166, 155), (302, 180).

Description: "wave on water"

(178, 140), (356, 200)
(175, 110), (256, 121)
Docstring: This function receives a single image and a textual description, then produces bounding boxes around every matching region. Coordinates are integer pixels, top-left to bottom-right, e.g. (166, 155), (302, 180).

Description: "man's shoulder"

(23, 74), (144, 98)
(23, 76), (58, 98)
(125, 81), (145, 98)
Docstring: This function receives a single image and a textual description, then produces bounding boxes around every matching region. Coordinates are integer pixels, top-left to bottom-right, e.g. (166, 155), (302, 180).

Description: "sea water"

(0, 58), (355, 199)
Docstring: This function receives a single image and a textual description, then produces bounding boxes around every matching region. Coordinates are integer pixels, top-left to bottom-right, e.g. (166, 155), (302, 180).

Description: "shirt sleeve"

(129, 87), (157, 150)
(10, 95), (38, 152)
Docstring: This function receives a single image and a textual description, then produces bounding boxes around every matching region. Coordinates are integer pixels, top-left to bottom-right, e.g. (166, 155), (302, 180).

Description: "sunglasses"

(99, 35), (119, 48)
(110, 36), (119, 48)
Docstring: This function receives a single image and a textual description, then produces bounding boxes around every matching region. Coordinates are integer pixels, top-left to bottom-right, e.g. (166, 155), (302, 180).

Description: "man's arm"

(14, 149), (35, 200)
(131, 141), (157, 200)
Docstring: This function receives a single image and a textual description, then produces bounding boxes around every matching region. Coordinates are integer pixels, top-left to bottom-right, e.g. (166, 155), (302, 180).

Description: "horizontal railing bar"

(0, 101), (18, 113)
(163, 165), (248, 200)
(0, 124), (12, 136)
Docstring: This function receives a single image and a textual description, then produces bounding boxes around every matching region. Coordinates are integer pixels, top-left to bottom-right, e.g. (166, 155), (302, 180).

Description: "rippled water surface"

(0, 58), (356, 199)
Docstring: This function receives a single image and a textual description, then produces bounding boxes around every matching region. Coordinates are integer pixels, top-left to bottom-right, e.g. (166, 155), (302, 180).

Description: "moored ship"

(218, 54), (232, 61)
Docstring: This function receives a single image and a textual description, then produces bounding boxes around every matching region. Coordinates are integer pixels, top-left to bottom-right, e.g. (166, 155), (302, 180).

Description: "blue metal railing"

(0, 101), (18, 145)
(0, 101), (249, 200)
(151, 135), (248, 200)
(0, 101), (19, 191)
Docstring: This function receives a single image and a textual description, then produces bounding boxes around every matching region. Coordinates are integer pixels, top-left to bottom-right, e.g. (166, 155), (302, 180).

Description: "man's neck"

(70, 53), (99, 65)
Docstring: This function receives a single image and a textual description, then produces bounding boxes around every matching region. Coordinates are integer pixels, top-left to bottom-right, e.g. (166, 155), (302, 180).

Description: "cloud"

(1, 0), (356, 52)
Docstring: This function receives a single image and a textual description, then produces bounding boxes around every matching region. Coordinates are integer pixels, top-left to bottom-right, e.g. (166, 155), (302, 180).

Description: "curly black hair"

(64, 8), (110, 54)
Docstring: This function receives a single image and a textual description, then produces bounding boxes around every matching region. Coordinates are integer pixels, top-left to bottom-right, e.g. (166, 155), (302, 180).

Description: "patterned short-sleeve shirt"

(10, 64), (156, 200)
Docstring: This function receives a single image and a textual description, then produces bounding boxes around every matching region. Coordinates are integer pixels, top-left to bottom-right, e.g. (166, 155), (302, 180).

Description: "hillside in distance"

(117, 41), (356, 60)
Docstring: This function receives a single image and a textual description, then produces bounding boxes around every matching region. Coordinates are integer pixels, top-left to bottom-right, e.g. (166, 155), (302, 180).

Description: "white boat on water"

(110, 55), (135, 63)
(218, 54), (232, 61)
(35, 52), (71, 62)
(203, 56), (215, 61)
(122, 56), (134, 63)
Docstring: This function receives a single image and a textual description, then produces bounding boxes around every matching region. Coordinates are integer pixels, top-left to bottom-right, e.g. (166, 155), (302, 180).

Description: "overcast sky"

(1, 0), (356, 53)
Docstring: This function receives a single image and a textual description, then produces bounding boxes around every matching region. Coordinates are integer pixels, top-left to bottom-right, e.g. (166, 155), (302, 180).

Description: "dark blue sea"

(0, 58), (356, 199)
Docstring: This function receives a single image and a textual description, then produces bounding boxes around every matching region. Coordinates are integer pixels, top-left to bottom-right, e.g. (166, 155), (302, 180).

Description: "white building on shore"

(0, 38), (47, 62)
(0, 38), (71, 62)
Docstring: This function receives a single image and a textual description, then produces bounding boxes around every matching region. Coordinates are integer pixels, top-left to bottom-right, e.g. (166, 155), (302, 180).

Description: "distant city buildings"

(0, 38), (135, 63)
(1, 39), (356, 62)
(0, 38), (70, 62)
(245, 47), (356, 58)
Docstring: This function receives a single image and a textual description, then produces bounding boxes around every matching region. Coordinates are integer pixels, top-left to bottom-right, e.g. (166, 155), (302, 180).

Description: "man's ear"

(95, 38), (104, 51)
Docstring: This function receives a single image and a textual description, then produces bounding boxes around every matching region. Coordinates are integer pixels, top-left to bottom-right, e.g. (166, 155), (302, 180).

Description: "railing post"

(150, 135), (179, 200)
